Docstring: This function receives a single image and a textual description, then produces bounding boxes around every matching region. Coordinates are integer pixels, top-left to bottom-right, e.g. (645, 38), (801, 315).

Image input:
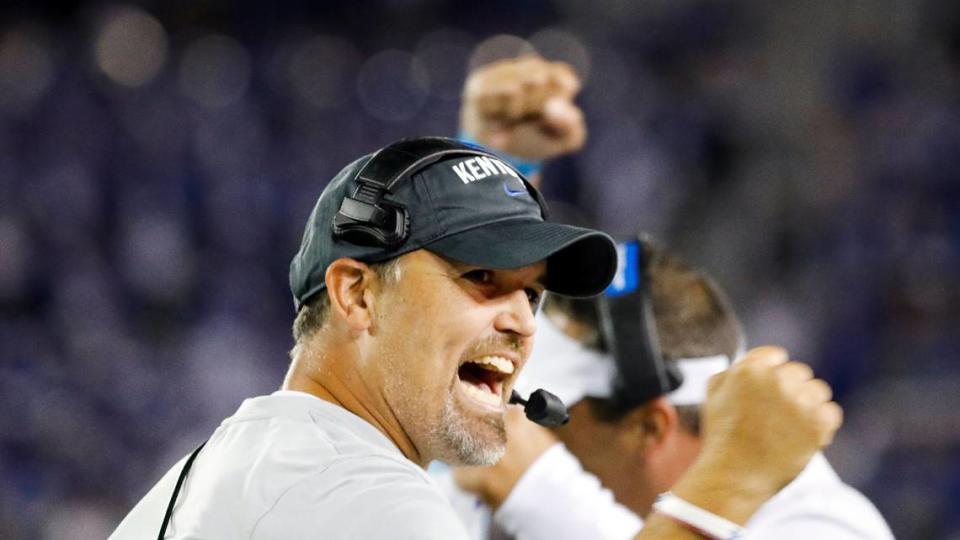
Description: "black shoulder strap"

(157, 441), (207, 540)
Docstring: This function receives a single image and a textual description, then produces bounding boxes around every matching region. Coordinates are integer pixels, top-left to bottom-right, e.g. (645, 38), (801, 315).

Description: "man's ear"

(621, 397), (678, 456)
(325, 258), (378, 332)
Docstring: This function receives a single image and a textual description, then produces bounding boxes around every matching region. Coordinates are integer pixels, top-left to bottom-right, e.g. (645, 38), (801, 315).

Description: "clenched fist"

(460, 56), (586, 164)
(658, 346), (844, 530)
(700, 346), (843, 491)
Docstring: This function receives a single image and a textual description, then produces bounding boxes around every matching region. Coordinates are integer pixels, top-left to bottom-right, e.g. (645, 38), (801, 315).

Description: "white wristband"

(652, 492), (747, 539)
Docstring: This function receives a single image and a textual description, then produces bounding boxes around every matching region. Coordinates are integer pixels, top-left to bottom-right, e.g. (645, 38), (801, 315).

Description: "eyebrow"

(445, 258), (547, 289)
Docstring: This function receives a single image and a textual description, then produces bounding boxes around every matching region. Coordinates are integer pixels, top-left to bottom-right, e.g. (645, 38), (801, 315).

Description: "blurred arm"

(494, 443), (643, 540)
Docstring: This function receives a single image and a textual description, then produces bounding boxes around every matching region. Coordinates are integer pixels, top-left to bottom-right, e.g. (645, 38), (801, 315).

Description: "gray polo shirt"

(111, 391), (469, 539)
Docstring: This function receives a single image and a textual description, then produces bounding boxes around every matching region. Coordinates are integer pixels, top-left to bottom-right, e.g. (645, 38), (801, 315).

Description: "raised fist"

(700, 346), (843, 493)
(460, 56), (586, 163)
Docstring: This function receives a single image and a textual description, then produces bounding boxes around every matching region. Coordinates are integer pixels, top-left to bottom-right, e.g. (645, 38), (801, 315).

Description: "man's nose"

(493, 288), (538, 338)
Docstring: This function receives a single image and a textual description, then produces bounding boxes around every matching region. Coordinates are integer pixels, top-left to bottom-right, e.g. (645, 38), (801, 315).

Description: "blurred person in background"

(450, 239), (894, 539)
(448, 56), (892, 539)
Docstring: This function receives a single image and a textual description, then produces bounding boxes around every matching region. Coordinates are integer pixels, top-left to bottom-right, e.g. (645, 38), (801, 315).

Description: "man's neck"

(282, 352), (426, 467)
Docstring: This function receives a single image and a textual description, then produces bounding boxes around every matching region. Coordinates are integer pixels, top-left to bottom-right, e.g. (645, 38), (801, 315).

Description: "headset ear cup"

(332, 199), (383, 247)
(332, 221), (384, 247)
(398, 207), (410, 245)
(332, 200), (409, 248)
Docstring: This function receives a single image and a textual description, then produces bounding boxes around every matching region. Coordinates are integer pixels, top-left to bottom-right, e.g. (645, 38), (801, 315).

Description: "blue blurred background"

(1, 1), (958, 538)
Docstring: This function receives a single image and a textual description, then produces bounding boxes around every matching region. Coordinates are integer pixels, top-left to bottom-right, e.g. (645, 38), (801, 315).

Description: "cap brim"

(426, 220), (617, 297)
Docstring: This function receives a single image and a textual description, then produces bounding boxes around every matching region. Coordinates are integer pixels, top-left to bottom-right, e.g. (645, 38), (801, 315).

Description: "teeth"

(469, 355), (514, 375)
(459, 379), (503, 407)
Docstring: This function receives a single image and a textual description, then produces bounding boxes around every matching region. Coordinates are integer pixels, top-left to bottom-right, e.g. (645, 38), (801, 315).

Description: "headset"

(596, 236), (683, 410)
(332, 137), (549, 248)
(157, 138), (566, 538)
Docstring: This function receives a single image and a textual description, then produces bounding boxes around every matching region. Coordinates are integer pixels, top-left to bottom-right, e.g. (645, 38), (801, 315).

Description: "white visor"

(515, 312), (617, 407)
(667, 356), (730, 406)
(518, 312), (737, 408)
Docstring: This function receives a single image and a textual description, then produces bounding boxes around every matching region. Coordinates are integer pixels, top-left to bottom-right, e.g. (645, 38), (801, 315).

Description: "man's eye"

(462, 269), (495, 285)
(526, 288), (542, 308)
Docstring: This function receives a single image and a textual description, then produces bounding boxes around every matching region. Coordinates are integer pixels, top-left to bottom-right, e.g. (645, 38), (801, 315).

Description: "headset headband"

(597, 238), (683, 409)
(332, 138), (547, 248)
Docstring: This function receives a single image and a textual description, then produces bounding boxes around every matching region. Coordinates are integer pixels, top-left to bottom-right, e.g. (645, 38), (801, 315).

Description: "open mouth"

(456, 355), (514, 409)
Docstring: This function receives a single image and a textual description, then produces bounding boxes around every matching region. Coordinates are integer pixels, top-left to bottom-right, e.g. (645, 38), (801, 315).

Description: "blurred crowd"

(0, 1), (957, 538)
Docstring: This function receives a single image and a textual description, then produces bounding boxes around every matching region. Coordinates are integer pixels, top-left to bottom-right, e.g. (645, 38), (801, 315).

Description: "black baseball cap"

(289, 137), (617, 310)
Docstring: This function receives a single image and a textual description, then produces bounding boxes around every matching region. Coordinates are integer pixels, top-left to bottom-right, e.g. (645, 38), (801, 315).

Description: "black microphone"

(509, 389), (569, 427)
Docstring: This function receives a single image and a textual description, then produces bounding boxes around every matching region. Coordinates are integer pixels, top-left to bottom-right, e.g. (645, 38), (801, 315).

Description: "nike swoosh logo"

(503, 181), (526, 197)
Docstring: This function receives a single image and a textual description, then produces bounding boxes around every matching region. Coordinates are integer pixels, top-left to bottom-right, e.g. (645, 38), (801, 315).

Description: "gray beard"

(433, 390), (506, 466)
